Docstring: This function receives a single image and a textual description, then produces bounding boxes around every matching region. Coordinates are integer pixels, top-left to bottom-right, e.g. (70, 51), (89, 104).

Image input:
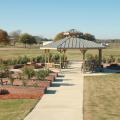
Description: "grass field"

(0, 48), (43, 59)
(0, 47), (119, 60)
(84, 74), (120, 120)
(0, 99), (38, 120)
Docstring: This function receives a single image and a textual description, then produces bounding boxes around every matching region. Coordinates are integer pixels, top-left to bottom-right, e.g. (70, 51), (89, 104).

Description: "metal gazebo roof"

(40, 37), (106, 50)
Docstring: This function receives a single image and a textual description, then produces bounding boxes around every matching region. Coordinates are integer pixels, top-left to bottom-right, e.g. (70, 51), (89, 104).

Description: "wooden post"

(47, 49), (50, 63)
(63, 49), (66, 68)
(57, 49), (62, 72)
(98, 49), (102, 66)
(44, 49), (47, 68)
(59, 51), (62, 70)
(81, 49), (87, 73)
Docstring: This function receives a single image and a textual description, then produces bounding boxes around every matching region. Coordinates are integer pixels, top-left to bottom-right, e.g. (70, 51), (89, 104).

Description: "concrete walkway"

(24, 61), (83, 120)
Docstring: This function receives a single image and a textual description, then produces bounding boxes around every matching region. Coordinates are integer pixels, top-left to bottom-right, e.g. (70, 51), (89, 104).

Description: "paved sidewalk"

(24, 61), (83, 120)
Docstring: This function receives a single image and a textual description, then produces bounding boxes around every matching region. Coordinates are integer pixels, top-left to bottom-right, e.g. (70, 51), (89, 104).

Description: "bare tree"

(9, 30), (21, 47)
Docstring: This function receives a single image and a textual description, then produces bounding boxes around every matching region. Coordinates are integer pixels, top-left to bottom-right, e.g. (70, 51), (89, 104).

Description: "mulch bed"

(0, 72), (58, 99)
(13, 80), (51, 88)
(0, 86), (44, 99)
(0, 93), (43, 99)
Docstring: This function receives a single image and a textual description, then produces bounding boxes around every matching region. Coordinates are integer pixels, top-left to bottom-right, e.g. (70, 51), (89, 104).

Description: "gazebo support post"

(63, 49), (66, 68)
(60, 51), (62, 71)
(58, 49), (62, 72)
(81, 49), (87, 73)
(47, 49), (50, 63)
(98, 49), (102, 66)
(44, 49), (47, 68)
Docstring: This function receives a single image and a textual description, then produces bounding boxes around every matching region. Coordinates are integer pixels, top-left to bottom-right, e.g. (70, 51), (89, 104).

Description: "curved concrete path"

(24, 61), (83, 120)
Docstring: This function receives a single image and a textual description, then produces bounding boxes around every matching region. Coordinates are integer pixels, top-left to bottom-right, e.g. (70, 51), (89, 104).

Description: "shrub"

(94, 55), (99, 62)
(10, 59), (17, 66)
(0, 65), (9, 71)
(102, 57), (107, 63)
(32, 57), (37, 63)
(117, 58), (120, 63)
(5, 59), (12, 65)
(9, 71), (15, 85)
(106, 56), (116, 64)
(49, 53), (52, 62)
(17, 56), (30, 64)
(10, 77), (15, 86)
(33, 83), (39, 87)
(110, 55), (115, 63)
(0, 89), (9, 95)
(0, 58), (3, 64)
(31, 55), (45, 63)
(1, 56), (30, 66)
(35, 69), (50, 81)
(0, 66), (9, 85)
(22, 79), (27, 86)
(45, 69), (51, 76)
(22, 66), (35, 79)
(36, 56), (45, 63)
(86, 54), (94, 61)
(17, 72), (23, 80)
(52, 53), (60, 63)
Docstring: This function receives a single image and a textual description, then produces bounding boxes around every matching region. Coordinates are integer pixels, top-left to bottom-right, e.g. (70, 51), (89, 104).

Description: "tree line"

(0, 28), (97, 48)
(0, 29), (52, 48)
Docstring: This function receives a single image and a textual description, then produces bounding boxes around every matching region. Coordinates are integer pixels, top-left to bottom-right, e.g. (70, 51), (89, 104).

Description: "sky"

(0, 0), (120, 39)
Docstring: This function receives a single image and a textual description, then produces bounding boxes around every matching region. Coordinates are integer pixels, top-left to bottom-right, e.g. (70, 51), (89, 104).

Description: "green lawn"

(84, 74), (120, 120)
(0, 99), (38, 120)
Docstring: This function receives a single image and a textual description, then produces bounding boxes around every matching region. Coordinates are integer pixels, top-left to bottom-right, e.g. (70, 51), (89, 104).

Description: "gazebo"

(40, 36), (106, 72)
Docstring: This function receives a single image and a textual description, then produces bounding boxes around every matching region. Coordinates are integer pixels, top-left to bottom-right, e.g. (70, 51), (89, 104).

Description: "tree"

(54, 29), (96, 41)
(83, 33), (96, 41)
(67, 29), (84, 38)
(0, 29), (9, 44)
(54, 32), (66, 41)
(9, 30), (21, 47)
(34, 36), (43, 47)
(54, 29), (84, 41)
(20, 33), (37, 48)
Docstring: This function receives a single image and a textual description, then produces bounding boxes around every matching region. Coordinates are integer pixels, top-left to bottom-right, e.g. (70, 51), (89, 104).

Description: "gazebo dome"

(41, 37), (105, 50)
(58, 37), (105, 49)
